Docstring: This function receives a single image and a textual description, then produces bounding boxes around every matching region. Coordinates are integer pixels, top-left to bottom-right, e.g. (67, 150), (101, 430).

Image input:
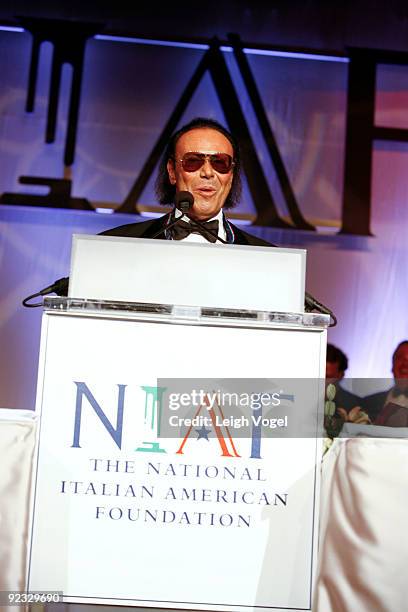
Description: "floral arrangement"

(324, 383), (371, 441)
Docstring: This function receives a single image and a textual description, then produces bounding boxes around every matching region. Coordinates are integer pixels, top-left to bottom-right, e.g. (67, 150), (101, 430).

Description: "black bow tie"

(171, 218), (219, 243)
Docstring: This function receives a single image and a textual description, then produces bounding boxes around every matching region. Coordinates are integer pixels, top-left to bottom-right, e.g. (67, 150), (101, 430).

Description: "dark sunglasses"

(177, 152), (234, 174)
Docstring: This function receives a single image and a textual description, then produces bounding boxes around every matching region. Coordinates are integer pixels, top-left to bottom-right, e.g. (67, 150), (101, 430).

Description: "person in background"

(364, 340), (408, 426)
(324, 344), (369, 437)
(325, 343), (362, 415)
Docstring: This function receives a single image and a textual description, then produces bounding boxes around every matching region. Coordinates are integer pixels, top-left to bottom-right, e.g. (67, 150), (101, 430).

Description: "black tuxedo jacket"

(332, 383), (362, 414)
(100, 213), (274, 247)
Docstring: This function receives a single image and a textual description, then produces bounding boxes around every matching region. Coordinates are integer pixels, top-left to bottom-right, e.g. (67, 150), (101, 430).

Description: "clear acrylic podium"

(27, 295), (329, 612)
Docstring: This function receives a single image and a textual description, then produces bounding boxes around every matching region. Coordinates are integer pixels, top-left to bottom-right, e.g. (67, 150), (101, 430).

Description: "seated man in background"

(325, 343), (362, 414)
(364, 340), (408, 426)
(324, 344), (368, 436)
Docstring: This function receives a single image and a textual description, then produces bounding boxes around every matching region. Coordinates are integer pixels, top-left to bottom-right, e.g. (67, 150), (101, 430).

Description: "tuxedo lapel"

(138, 213), (172, 239)
(228, 223), (250, 245)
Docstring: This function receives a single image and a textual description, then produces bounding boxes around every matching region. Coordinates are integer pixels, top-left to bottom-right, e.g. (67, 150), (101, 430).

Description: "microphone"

(22, 276), (69, 308)
(175, 190), (194, 213)
(151, 190), (194, 239)
(305, 291), (337, 327)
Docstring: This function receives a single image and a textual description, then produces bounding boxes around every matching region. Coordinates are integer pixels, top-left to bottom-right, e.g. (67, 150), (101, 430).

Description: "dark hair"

(326, 343), (348, 373)
(155, 117), (241, 209)
(393, 340), (408, 362)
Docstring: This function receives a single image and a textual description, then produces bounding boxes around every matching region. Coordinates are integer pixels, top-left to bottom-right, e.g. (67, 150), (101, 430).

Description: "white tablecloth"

(0, 409), (37, 600)
(3, 412), (408, 611)
(315, 436), (408, 611)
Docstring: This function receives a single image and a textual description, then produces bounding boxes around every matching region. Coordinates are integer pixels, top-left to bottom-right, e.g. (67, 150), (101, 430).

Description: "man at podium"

(27, 115), (333, 318)
(101, 116), (272, 247)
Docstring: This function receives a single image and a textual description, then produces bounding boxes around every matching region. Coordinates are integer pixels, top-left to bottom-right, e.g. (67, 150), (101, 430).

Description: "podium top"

(68, 234), (306, 313)
(43, 296), (330, 330)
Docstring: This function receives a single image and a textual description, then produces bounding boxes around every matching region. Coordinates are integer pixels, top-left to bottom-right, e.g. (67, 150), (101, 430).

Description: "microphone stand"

(150, 214), (186, 240)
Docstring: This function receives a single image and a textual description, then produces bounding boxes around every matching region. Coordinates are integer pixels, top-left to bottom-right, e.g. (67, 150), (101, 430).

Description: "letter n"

(71, 382), (126, 449)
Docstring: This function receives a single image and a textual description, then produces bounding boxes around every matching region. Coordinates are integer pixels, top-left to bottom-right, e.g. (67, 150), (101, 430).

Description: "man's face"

(167, 127), (234, 221)
(392, 343), (408, 389)
(326, 361), (344, 381)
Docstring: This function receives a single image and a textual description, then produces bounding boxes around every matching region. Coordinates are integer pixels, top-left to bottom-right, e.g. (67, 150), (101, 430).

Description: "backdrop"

(0, 29), (407, 409)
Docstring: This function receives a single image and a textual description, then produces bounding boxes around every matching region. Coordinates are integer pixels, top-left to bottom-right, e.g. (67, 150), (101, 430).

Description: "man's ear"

(167, 159), (176, 185)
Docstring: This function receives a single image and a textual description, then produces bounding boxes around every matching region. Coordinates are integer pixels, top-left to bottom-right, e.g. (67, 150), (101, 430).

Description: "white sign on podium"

(27, 299), (328, 612)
